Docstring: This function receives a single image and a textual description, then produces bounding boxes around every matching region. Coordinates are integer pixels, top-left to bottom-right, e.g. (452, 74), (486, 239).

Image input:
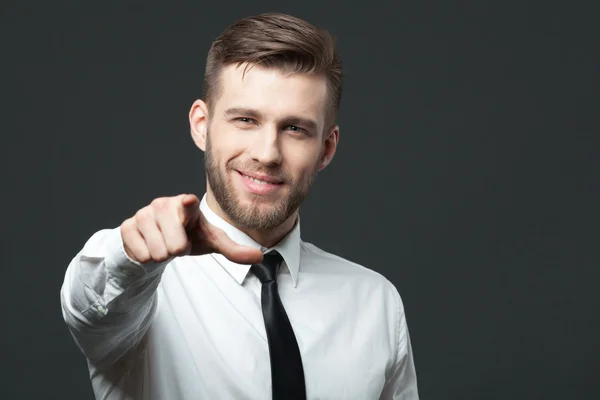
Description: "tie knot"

(251, 251), (283, 283)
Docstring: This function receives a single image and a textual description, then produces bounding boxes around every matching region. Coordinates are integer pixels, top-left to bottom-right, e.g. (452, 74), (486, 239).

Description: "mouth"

(236, 170), (284, 195)
(237, 170), (284, 184)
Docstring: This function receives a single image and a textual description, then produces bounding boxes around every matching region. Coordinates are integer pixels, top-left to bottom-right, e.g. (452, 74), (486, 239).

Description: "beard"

(204, 131), (319, 231)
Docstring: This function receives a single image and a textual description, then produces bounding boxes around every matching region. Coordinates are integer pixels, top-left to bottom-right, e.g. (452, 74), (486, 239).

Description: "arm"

(380, 286), (420, 400)
(60, 194), (263, 370)
(60, 227), (171, 369)
(61, 194), (263, 368)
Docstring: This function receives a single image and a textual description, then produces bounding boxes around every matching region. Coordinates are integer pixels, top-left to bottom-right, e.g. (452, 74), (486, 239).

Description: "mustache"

(226, 161), (291, 183)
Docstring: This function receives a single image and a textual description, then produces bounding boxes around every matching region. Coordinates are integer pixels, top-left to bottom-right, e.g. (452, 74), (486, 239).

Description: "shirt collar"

(199, 194), (301, 287)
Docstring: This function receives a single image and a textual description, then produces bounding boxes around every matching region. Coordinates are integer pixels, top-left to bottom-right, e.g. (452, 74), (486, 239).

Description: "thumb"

(210, 227), (264, 265)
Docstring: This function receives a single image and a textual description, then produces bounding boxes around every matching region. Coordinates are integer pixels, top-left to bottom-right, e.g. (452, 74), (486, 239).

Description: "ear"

(189, 99), (210, 151)
(318, 125), (340, 171)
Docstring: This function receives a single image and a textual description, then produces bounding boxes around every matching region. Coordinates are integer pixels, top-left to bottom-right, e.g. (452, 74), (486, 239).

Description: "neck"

(205, 190), (298, 249)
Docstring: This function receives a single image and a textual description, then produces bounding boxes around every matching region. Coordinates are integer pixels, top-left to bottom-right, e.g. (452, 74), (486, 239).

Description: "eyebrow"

(224, 107), (318, 132)
(224, 107), (263, 120)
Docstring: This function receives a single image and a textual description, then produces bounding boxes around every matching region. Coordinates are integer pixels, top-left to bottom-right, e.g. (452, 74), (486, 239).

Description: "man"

(60, 12), (418, 400)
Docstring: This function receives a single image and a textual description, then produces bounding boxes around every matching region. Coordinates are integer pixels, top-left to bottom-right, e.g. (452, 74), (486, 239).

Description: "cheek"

(209, 129), (247, 163)
(283, 145), (322, 177)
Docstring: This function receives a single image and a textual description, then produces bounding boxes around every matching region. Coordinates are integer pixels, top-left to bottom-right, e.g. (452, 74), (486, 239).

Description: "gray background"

(2, 0), (598, 399)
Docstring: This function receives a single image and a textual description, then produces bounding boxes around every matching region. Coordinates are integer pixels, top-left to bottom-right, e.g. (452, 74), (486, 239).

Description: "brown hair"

(203, 13), (343, 127)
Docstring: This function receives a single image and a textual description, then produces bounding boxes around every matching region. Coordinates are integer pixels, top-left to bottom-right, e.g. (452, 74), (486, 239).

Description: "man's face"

(199, 64), (336, 231)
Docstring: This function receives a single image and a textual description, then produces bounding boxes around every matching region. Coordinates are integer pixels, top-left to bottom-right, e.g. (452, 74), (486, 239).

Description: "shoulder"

(300, 240), (403, 302)
(300, 240), (389, 280)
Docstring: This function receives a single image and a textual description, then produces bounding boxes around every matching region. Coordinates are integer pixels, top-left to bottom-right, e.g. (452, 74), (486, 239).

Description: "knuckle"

(137, 251), (151, 264)
(169, 239), (189, 255)
(148, 243), (169, 262)
(121, 217), (134, 234)
(128, 243), (150, 264)
(153, 250), (169, 262)
(135, 207), (152, 222)
(151, 197), (169, 212)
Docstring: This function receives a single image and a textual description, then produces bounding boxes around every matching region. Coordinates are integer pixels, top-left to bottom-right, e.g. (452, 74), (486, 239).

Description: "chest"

(146, 260), (394, 399)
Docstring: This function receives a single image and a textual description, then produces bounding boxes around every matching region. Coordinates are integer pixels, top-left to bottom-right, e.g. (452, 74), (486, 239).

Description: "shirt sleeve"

(60, 226), (172, 369)
(380, 285), (420, 400)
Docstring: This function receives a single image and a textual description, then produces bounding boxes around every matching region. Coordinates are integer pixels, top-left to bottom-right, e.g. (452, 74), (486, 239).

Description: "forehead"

(214, 64), (328, 124)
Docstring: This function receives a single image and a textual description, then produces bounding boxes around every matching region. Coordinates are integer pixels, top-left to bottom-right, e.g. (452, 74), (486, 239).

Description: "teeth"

(248, 176), (269, 184)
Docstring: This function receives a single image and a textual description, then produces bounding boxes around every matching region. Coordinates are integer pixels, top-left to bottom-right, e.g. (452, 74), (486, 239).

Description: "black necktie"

(251, 251), (306, 400)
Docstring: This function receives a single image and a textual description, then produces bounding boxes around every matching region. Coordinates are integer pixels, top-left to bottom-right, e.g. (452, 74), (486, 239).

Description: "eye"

(285, 125), (306, 133)
(235, 117), (256, 124)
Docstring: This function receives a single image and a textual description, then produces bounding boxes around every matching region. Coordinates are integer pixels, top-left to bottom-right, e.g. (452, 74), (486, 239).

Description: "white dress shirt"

(60, 194), (419, 399)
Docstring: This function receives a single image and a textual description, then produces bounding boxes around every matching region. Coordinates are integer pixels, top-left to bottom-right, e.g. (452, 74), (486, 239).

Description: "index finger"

(177, 194), (200, 225)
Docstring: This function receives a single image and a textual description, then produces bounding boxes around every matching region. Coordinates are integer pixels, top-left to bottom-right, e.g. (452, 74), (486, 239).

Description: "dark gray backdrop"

(2, 0), (598, 399)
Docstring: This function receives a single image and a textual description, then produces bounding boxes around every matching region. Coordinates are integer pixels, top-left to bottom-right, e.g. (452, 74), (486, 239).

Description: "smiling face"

(190, 63), (339, 233)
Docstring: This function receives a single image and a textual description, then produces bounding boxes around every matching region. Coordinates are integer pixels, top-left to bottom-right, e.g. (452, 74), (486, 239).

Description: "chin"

(239, 193), (280, 208)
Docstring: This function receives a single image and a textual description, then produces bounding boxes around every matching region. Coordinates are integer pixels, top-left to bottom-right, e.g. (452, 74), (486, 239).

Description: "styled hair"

(203, 13), (343, 127)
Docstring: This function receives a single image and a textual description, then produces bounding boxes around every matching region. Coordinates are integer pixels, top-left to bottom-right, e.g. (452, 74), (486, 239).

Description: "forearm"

(60, 227), (171, 368)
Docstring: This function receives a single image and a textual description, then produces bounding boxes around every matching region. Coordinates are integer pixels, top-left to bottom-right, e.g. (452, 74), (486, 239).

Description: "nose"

(249, 126), (282, 166)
